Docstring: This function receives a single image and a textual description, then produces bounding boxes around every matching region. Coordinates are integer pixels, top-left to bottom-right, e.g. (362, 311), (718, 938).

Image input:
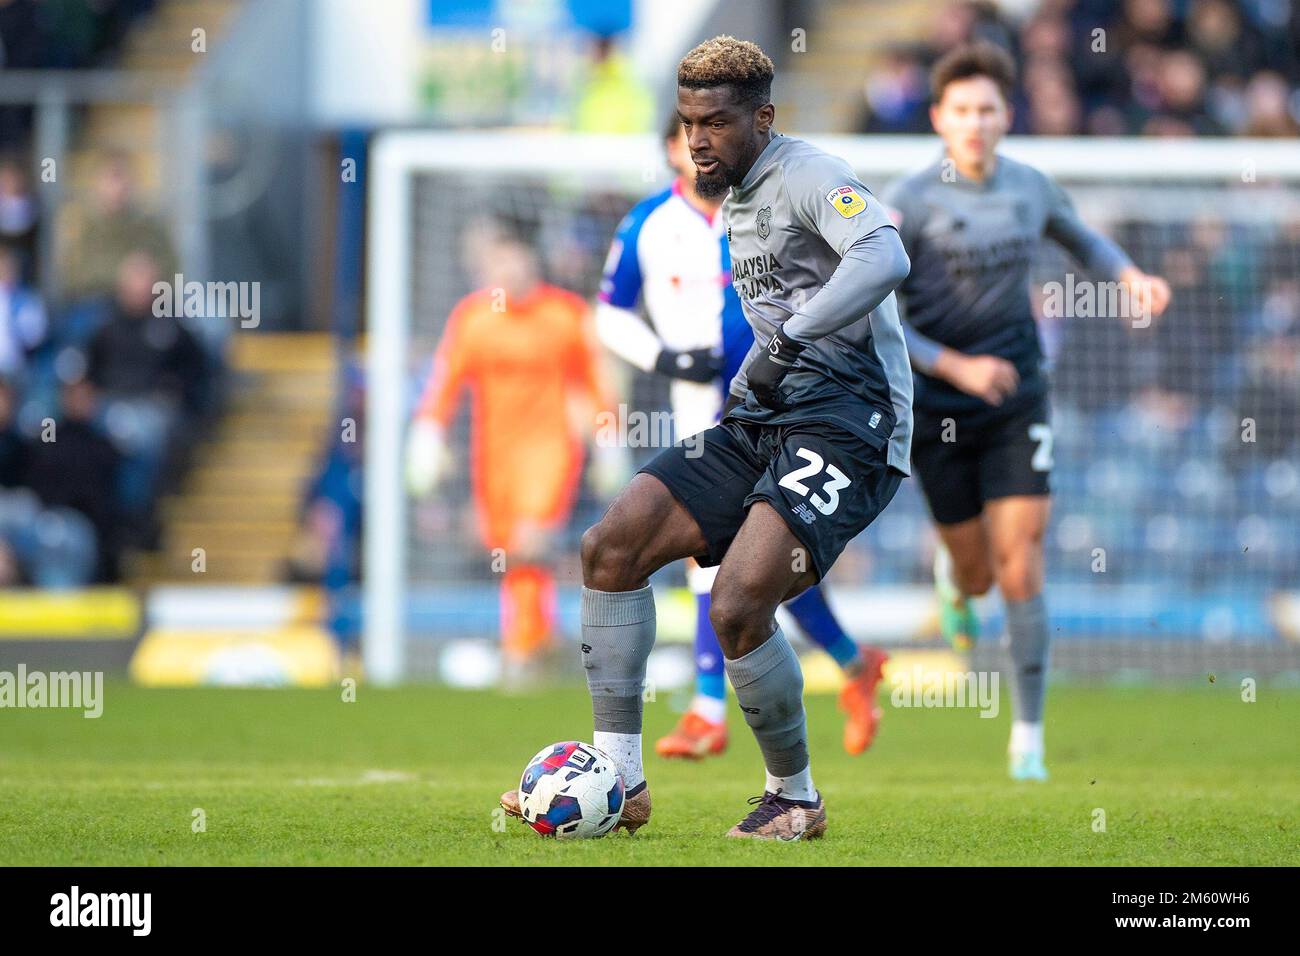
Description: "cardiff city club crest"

(757, 205), (772, 240)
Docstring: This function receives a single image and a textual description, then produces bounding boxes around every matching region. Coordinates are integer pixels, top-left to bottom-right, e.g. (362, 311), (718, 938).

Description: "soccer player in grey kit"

(499, 35), (913, 840)
(882, 43), (1171, 780)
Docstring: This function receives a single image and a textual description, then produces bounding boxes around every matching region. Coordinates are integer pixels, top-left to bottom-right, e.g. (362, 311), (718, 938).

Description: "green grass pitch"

(1, 680), (1296, 865)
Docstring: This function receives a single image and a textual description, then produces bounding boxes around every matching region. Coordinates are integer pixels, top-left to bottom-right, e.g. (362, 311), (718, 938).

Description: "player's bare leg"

(580, 473), (712, 592)
(501, 473), (708, 832)
(985, 494), (1052, 780)
(711, 502), (827, 840)
(985, 495), (1048, 602)
(934, 514), (994, 649)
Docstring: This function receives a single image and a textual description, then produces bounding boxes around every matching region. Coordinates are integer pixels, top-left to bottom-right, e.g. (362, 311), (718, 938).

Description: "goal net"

(365, 131), (1300, 685)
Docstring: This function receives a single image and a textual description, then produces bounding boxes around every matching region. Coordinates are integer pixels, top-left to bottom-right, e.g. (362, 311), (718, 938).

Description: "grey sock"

(724, 627), (809, 777)
(581, 585), (656, 734)
(1003, 594), (1050, 723)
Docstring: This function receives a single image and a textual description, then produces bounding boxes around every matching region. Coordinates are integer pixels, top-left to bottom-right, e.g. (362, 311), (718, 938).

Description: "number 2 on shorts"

(778, 447), (851, 515)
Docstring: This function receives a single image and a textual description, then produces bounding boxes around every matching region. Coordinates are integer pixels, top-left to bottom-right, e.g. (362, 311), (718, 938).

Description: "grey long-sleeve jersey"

(882, 154), (1133, 418)
(725, 133), (914, 474)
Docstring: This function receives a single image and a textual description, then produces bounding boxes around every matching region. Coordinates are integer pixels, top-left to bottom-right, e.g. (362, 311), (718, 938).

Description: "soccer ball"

(517, 741), (624, 838)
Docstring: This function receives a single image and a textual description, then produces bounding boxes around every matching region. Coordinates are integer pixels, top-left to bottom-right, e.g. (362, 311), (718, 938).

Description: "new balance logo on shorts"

(792, 503), (817, 525)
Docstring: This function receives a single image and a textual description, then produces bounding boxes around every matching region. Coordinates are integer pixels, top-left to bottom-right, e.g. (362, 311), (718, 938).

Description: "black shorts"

(638, 417), (903, 582)
(910, 393), (1052, 526)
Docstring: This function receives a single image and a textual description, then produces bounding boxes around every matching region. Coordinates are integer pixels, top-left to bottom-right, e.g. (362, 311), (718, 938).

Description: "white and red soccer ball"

(517, 741), (624, 838)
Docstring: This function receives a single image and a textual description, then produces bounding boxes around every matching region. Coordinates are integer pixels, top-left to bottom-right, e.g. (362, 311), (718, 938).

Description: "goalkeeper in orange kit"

(406, 232), (616, 677)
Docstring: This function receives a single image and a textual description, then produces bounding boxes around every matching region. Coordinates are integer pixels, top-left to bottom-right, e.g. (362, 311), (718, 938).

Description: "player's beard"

(694, 136), (765, 199)
(694, 157), (739, 198)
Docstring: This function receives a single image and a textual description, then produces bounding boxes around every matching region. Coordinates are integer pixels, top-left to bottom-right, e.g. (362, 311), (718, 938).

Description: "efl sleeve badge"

(826, 185), (867, 219)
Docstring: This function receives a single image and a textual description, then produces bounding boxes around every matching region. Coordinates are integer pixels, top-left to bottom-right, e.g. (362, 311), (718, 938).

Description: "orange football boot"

(654, 711), (727, 759)
(839, 646), (889, 755)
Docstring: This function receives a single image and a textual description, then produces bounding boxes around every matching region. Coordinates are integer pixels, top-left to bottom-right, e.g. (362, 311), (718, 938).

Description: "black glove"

(746, 325), (805, 410)
(654, 347), (723, 384)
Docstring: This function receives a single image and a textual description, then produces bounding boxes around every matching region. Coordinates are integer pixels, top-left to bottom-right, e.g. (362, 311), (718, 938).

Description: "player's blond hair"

(677, 35), (774, 109)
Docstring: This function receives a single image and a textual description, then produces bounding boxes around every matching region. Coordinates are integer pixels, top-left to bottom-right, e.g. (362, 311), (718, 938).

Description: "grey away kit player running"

(882, 42), (1171, 781)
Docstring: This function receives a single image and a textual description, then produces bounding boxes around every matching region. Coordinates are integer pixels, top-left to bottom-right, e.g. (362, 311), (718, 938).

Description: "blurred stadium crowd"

(858, 0), (1300, 136)
(0, 4), (220, 587)
(0, 151), (218, 586)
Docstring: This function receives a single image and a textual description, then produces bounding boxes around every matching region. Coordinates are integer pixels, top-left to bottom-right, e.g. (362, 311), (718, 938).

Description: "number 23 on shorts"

(778, 447), (851, 515)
